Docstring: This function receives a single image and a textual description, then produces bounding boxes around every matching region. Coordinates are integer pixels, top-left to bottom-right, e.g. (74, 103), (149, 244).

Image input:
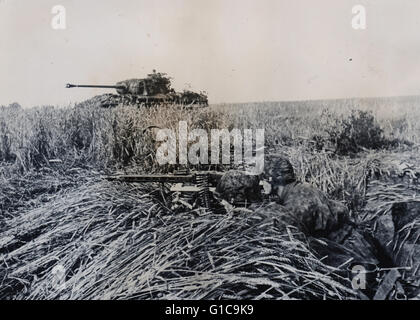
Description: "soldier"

(216, 156), (380, 268)
(264, 156), (351, 235)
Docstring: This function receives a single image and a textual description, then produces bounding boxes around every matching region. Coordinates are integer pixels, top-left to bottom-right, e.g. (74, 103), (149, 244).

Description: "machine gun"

(106, 171), (225, 210)
(107, 171), (223, 184)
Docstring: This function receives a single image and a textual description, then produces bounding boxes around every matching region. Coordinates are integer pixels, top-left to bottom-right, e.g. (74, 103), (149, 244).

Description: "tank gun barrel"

(66, 83), (125, 89)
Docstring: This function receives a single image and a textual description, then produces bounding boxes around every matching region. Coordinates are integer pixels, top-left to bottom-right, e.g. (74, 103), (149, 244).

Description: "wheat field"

(0, 96), (419, 299)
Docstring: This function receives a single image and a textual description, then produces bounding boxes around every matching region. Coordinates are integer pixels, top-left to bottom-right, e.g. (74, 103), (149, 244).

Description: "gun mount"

(106, 171), (226, 212)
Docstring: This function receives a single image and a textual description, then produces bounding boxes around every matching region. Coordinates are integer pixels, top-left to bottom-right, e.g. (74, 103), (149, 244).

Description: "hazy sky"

(1, 0), (420, 107)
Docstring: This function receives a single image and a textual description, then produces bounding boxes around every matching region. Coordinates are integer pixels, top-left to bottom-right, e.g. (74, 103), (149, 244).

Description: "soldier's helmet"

(263, 156), (296, 188)
(215, 170), (261, 206)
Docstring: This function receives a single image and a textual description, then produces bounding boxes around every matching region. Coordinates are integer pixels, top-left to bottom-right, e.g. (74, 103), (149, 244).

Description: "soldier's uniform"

(275, 179), (379, 267)
(216, 157), (379, 268)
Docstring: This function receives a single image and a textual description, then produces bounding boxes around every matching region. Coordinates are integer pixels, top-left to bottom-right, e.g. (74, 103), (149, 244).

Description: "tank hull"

(78, 93), (208, 108)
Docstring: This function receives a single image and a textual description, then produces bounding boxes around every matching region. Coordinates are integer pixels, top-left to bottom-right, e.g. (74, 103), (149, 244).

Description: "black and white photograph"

(0, 0), (419, 305)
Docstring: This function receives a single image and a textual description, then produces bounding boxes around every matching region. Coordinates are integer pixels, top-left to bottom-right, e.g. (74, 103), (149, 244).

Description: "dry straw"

(1, 99), (419, 299)
(1, 177), (356, 300)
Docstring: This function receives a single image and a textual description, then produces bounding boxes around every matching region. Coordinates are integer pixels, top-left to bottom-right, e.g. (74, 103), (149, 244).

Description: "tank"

(66, 71), (208, 108)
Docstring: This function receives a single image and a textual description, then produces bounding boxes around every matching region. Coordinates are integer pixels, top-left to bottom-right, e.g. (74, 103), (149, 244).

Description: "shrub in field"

(325, 110), (388, 155)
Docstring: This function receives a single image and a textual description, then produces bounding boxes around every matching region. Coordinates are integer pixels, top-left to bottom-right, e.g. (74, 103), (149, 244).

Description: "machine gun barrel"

(106, 172), (224, 185)
(107, 174), (195, 183)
